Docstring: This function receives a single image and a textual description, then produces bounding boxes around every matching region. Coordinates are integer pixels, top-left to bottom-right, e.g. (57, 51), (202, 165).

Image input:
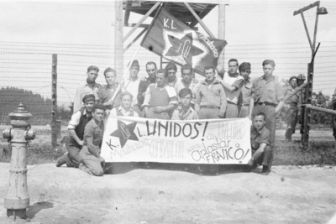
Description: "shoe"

(56, 153), (68, 167)
(261, 165), (271, 174)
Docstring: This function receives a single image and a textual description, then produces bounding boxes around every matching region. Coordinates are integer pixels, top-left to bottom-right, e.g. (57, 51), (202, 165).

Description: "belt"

(241, 103), (250, 106)
(200, 105), (220, 109)
(255, 102), (277, 107)
(227, 101), (238, 105)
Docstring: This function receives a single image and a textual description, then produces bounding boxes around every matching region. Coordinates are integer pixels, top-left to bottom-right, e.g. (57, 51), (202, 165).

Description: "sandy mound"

(0, 163), (335, 224)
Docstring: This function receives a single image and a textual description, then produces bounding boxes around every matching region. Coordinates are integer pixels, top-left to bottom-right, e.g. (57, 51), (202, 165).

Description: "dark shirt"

(137, 77), (156, 106)
(251, 126), (270, 151)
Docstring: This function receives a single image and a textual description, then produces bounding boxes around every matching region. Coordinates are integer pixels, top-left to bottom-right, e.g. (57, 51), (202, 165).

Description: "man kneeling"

(248, 112), (273, 173)
(79, 104), (106, 176)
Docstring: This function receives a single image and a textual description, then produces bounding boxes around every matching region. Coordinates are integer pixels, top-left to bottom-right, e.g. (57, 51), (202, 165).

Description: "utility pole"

(218, 3), (229, 67)
(51, 54), (57, 149)
(293, 1), (328, 148)
(114, 0), (124, 81)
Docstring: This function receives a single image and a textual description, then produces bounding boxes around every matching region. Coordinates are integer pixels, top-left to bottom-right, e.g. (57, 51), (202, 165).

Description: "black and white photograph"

(0, 0), (336, 223)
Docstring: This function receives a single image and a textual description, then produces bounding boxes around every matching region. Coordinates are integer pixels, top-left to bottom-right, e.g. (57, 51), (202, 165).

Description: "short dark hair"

(254, 112), (266, 120)
(93, 104), (106, 112)
(181, 64), (193, 74)
(239, 62), (251, 73)
(204, 65), (215, 72)
(228, 58), (239, 65)
(157, 69), (166, 78)
(179, 88), (193, 98)
(165, 62), (177, 72)
(146, 61), (157, 69)
(120, 91), (133, 100)
(87, 65), (99, 73)
(103, 67), (116, 77)
(262, 59), (275, 67)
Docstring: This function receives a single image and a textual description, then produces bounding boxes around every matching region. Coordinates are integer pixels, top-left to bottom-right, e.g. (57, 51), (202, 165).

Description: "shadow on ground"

(27, 201), (53, 219)
(105, 162), (250, 176)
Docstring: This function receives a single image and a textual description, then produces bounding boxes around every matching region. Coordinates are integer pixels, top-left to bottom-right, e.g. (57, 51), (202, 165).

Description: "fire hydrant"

(2, 103), (35, 219)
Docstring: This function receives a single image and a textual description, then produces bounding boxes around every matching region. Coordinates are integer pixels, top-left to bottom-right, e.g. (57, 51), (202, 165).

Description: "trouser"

(198, 107), (220, 119)
(79, 146), (104, 176)
(252, 146), (273, 168)
(239, 105), (250, 118)
(56, 137), (81, 168)
(285, 105), (298, 140)
(225, 102), (239, 118)
(253, 105), (276, 146)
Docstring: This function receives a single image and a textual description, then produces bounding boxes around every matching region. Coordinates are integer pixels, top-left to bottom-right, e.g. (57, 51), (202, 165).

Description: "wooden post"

(114, 0), (124, 80)
(51, 54), (57, 149)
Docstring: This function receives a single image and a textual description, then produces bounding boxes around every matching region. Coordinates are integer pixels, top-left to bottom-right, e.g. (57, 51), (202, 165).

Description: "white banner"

(101, 117), (252, 164)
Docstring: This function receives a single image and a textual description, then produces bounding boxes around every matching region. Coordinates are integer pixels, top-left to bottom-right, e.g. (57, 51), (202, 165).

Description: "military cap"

(82, 94), (95, 103)
(297, 74), (306, 80)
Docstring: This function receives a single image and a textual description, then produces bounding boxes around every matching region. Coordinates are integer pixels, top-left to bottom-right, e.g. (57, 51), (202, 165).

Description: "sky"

(0, 0), (335, 106)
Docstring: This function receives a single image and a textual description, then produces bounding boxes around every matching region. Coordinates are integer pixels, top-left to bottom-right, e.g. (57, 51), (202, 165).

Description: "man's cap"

(82, 94), (95, 103)
(130, 60), (140, 69)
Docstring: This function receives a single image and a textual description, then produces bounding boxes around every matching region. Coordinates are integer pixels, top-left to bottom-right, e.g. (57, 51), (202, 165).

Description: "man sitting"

(56, 94), (95, 167)
(79, 104), (106, 176)
(171, 88), (198, 120)
(248, 112), (273, 174)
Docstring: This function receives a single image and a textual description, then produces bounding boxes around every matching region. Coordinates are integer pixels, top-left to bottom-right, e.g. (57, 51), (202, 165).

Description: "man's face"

(130, 66), (139, 79)
(205, 68), (215, 82)
(105, 71), (117, 86)
(228, 61), (238, 74)
(180, 94), (192, 108)
(84, 101), (95, 112)
(156, 72), (166, 87)
(121, 95), (132, 110)
(93, 109), (105, 122)
(146, 64), (157, 79)
(290, 78), (298, 88)
(263, 64), (274, 76)
(241, 70), (251, 80)
(167, 69), (176, 82)
(253, 115), (265, 131)
(182, 68), (193, 84)
(87, 70), (98, 82)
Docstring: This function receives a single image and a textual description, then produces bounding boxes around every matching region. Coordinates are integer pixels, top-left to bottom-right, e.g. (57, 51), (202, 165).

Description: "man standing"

(73, 65), (101, 113)
(56, 94), (95, 167)
(195, 66), (227, 119)
(284, 76), (300, 141)
(79, 104), (106, 176)
(175, 64), (199, 102)
(252, 59), (284, 146)
(248, 113), (273, 173)
(219, 58), (244, 118)
(238, 62), (253, 118)
(143, 69), (178, 119)
(165, 61), (178, 88)
(124, 60), (141, 106)
(97, 67), (121, 110)
(137, 61), (157, 108)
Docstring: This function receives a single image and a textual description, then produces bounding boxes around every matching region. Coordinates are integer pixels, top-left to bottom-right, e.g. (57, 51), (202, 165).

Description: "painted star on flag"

(110, 120), (138, 148)
(165, 32), (203, 65)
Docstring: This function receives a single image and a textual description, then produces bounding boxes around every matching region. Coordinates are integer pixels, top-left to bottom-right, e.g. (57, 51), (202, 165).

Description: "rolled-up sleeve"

(67, 111), (81, 130)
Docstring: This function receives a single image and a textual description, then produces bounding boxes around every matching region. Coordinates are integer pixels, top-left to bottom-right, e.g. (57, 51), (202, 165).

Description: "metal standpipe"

(2, 103), (35, 220)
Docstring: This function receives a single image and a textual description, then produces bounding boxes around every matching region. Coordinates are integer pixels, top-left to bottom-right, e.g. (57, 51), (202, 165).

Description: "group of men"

(57, 57), (294, 175)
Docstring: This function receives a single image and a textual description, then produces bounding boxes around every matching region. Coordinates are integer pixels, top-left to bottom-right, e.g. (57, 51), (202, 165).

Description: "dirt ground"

(0, 163), (336, 224)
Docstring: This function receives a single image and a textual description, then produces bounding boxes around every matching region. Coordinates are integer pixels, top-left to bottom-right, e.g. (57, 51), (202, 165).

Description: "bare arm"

(248, 97), (254, 119)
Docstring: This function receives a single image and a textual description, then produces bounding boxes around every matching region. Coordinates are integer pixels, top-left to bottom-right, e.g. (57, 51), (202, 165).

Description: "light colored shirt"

(195, 79), (227, 110)
(73, 83), (101, 113)
(68, 109), (88, 130)
(171, 106), (198, 120)
(124, 78), (140, 106)
(252, 75), (284, 105)
(222, 72), (244, 104)
(97, 83), (121, 108)
(143, 84), (178, 107)
(241, 80), (253, 106)
(174, 79), (200, 99)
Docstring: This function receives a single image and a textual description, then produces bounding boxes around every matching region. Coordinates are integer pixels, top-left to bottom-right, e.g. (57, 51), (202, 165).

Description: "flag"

(141, 7), (226, 75)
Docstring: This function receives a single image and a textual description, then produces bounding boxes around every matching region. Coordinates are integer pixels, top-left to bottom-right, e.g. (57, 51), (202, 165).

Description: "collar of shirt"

(252, 125), (267, 135)
(178, 106), (193, 119)
(118, 106), (133, 115)
(262, 74), (275, 83)
(201, 79), (221, 86)
(85, 82), (100, 89)
(228, 72), (239, 78)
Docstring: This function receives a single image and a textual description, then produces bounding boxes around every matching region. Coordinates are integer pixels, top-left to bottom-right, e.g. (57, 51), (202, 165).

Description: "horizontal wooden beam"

(305, 104), (336, 116)
(293, 1), (319, 16)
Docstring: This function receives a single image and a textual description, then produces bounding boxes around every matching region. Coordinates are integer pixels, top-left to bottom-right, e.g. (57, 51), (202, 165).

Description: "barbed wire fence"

(0, 40), (336, 145)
